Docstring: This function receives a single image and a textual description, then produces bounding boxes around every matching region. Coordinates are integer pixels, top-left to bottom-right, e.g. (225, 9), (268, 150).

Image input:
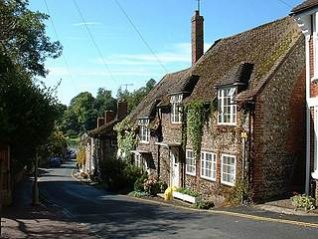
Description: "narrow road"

(39, 160), (318, 239)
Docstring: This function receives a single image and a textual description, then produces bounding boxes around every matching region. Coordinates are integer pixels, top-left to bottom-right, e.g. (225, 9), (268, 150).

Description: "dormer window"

(170, 94), (183, 124)
(217, 87), (237, 125)
(138, 118), (150, 143)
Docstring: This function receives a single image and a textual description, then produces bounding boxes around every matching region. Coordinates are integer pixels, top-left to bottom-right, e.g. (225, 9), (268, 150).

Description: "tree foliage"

(60, 79), (156, 137)
(60, 90), (116, 136)
(0, 0), (62, 77)
(95, 88), (117, 116)
(0, 55), (60, 170)
(117, 78), (156, 113)
(0, 1), (63, 171)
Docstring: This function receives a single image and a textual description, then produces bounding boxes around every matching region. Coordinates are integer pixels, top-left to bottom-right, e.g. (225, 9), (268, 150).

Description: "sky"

(29, 0), (303, 105)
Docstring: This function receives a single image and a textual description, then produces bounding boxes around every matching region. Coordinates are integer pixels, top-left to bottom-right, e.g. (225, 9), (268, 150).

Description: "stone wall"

(252, 37), (306, 201)
(161, 111), (183, 144)
(136, 134), (159, 176)
(184, 108), (244, 203)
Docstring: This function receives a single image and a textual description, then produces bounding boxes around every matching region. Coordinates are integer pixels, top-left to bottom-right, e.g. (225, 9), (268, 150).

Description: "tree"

(0, 54), (60, 171)
(0, 0), (62, 77)
(0, 1), (63, 171)
(95, 88), (117, 116)
(61, 92), (98, 135)
(116, 79), (156, 113)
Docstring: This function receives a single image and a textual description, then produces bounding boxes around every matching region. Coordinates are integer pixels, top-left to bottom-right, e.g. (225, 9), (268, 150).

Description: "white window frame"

(170, 94), (183, 124)
(221, 154), (236, 186)
(200, 151), (216, 181)
(138, 118), (150, 143)
(134, 153), (145, 170)
(186, 149), (196, 176)
(217, 87), (237, 126)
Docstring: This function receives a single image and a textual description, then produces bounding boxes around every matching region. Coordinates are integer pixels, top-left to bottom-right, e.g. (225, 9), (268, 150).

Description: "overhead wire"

(113, 0), (168, 73)
(43, 0), (79, 99)
(72, 0), (116, 82)
(276, 0), (292, 8)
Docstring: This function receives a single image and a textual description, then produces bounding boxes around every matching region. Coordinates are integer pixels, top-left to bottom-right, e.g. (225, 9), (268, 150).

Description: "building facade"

(124, 11), (306, 204)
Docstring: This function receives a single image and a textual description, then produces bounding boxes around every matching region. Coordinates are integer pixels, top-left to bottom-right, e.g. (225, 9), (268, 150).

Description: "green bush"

(100, 159), (143, 191)
(134, 173), (148, 192)
(144, 175), (161, 196)
(158, 180), (168, 193)
(193, 200), (214, 210)
(175, 187), (200, 197)
(128, 191), (148, 198)
(291, 194), (316, 212)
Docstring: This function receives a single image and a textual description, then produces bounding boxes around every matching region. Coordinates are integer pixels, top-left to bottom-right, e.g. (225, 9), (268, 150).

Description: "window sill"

(186, 172), (196, 177)
(201, 175), (216, 182)
(171, 121), (182, 125)
(140, 141), (150, 145)
(217, 123), (237, 127)
(221, 180), (235, 187)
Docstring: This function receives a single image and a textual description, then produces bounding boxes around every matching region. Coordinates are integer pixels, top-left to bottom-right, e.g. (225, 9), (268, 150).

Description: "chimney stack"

(192, 10), (204, 65)
(116, 100), (128, 120)
(105, 110), (115, 124)
(97, 117), (105, 128)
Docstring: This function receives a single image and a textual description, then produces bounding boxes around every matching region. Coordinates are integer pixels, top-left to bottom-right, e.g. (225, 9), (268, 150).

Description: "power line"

(113, 0), (168, 73)
(72, 0), (116, 82)
(44, 0), (74, 81)
(276, 0), (292, 8)
(43, 0), (79, 99)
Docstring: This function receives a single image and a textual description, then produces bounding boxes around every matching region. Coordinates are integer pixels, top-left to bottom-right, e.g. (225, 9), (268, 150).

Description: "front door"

(170, 148), (180, 188)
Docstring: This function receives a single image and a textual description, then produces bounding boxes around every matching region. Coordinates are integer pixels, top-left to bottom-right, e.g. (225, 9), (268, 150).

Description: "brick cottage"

(122, 10), (306, 203)
(82, 100), (128, 178)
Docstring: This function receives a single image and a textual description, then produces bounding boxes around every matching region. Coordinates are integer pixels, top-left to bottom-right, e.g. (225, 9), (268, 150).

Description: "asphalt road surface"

(39, 160), (318, 239)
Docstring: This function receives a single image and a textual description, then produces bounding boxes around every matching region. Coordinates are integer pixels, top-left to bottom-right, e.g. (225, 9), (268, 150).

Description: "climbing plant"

(186, 101), (205, 160)
(114, 118), (136, 160)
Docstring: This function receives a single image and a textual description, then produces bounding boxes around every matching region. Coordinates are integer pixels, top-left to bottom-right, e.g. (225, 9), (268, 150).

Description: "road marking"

(126, 196), (318, 229)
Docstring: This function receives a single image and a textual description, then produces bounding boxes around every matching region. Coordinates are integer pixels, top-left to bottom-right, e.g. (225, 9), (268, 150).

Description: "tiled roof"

(88, 119), (119, 137)
(124, 16), (302, 125)
(187, 16), (302, 103)
(125, 68), (198, 125)
(291, 0), (318, 14)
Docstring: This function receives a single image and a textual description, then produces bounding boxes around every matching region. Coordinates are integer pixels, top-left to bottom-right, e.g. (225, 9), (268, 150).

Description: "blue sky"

(29, 0), (303, 105)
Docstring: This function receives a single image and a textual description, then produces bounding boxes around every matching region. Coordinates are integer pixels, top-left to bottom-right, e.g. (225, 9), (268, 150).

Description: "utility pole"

(32, 153), (39, 205)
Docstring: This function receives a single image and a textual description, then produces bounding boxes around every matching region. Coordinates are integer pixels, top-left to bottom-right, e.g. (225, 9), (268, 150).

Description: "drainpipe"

(245, 102), (254, 199)
(157, 107), (162, 178)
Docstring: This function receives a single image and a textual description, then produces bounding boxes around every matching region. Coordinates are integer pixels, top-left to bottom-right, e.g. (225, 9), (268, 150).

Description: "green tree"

(0, 1), (63, 171)
(0, 0), (62, 77)
(95, 88), (117, 116)
(61, 92), (98, 135)
(0, 55), (60, 170)
(116, 79), (156, 113)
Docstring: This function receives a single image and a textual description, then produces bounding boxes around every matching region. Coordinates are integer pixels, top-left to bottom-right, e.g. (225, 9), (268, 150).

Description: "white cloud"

(48, 42), (213, 81)
(93, 42), (212, 67)
(72, 21), (102, 27)
(47, 66), (157, 78)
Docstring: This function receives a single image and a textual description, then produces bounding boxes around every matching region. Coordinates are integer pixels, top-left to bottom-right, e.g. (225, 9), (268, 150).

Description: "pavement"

(2, 160), (318, 239)
(2, 174), (95, 239)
